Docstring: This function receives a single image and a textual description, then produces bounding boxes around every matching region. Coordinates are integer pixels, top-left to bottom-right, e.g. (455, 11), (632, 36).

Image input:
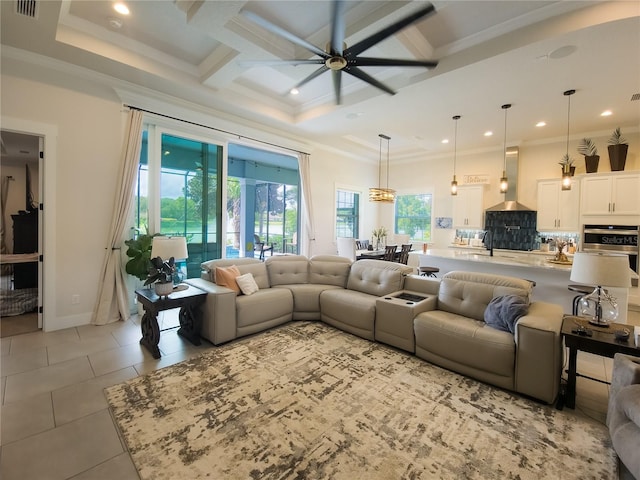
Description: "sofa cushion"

(201, 258), (262, 282)
(320, 288), (377, 340)
(214, 265), (241, 294)
(236, 263), (270, 289)
(347, 259), (413, 297)
(484, 294), (530, 334)
(266, 255), (310, 285)
(236, 273), (259, 296)
(235, 289), (293, 329)
(309, 255), (352, 287)
(438, 271), (532, 321)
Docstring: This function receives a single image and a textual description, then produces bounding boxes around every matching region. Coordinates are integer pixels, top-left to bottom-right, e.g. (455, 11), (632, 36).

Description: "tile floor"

(1, 309), (638, 480)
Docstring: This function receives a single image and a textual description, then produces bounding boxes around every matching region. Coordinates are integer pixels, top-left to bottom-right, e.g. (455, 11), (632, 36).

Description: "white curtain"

(298, 153), (315, 256)
(0, 176), (11, 276)
(91, 109), (143, 325)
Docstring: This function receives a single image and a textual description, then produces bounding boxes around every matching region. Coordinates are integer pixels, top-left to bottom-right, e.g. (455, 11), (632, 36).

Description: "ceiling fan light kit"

(242, 1), (438, 104)
(370, 134), (395, 203)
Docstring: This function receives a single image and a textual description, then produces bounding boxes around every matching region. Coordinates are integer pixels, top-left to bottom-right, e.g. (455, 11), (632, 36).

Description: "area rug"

(105, 322), (616, 479)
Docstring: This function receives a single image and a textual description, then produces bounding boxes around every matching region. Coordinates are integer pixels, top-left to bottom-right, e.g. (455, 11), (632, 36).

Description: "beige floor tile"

(0, 409), (123, 480)
(76, 321), (132, 341)
(0, 346), (47, 377)
(157, 329), (198, 355)
(0, 392), (54, 445)
(9, 328), (80, 354)
(4, 357), (94, 405)
(1, 337), (10, 356)
(576, 351), (608, 382)
(47, 335), (121, 365)
(69, 452), (140, 480)
(88, 342), (155, 378)
(111, 322), (144, 347)
(133, 346), (203, 376)
(52, 367), (138, 425)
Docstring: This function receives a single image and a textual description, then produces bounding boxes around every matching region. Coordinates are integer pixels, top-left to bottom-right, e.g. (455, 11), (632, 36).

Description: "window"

(394, 193), (433, 242)
(336, 189), (360, 238)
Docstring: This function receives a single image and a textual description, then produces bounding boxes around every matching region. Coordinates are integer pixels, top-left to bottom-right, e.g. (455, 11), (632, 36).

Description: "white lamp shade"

(151, 236), (188, 261)
(570, 252), (631, 287)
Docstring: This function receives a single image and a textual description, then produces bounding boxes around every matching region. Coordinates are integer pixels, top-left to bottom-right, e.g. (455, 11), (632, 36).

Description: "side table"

(560, 315), (640, 409)
(135, 285), (207, 359)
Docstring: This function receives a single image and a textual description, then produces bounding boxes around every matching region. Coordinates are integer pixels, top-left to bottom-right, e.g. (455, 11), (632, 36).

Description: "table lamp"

(569, 252), (631, 326)
(151, 236), (188, 280)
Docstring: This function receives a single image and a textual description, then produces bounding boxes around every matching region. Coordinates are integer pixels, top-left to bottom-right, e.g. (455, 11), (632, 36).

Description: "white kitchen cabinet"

(453, 186), (484, 228)
(581, 173), (640, 216)
(537, 179), (580, 231)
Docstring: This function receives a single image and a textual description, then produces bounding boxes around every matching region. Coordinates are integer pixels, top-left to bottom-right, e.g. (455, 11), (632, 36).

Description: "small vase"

(154, 282), (174, 297)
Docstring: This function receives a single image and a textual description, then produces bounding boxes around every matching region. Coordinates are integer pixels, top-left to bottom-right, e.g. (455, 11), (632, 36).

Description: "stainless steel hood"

(486, 147), (534, 211)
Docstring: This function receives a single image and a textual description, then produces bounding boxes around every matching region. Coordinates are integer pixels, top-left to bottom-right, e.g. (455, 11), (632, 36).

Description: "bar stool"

(568, 284), (594, 315)
(419, 266), (439, 277)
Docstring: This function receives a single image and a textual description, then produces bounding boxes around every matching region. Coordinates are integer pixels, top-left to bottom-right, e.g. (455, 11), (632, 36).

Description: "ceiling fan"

(241, 1), (439, 104)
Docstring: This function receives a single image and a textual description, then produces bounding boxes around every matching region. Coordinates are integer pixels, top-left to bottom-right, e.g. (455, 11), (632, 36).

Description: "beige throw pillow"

(215, 265), (241, 294)
(236, 273), (259, 296)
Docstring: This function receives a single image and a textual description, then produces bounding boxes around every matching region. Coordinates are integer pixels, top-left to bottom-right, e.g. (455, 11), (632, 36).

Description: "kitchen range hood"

(486, 147), (534, 211)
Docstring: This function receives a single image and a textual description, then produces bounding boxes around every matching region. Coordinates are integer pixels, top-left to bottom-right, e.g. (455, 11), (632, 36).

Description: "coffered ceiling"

(1, 1), (639, 161)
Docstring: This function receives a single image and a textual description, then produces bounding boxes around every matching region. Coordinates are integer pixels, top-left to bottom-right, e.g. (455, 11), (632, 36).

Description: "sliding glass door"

(135, 129), (223, 278)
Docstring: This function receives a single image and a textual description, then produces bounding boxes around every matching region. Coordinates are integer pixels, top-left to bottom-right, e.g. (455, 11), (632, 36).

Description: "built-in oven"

(582, 225), (639, 282)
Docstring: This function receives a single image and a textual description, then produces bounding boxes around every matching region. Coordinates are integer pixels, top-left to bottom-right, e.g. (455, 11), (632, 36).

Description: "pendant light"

(450, 115), (461, 195)
(369, 134), (395, 203)
(499, 104), (511, 194)
(561, 89), (576, 191)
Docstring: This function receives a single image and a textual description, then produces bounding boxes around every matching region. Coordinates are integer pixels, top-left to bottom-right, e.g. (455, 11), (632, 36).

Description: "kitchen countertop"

(419, 248), (574, 271)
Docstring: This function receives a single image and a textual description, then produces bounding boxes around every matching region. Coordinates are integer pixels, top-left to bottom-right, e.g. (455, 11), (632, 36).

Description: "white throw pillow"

(236, 272), (259, 296)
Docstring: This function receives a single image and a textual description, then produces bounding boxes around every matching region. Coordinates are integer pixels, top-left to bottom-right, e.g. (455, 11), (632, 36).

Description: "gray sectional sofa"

(185, 255), (564, 404)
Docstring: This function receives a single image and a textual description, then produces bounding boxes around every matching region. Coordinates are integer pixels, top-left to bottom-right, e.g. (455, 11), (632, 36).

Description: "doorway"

(1, 130), (43, 336)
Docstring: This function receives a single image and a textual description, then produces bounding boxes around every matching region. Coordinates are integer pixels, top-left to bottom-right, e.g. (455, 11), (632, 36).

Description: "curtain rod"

(125, 105), (310, 156)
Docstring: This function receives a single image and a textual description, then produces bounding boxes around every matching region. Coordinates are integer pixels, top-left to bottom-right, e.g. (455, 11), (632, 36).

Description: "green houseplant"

(607, 127), (628, 171)
(577, 138), (599, 173)
(124, 229), (159, 281)
(144, 256), (177, 296)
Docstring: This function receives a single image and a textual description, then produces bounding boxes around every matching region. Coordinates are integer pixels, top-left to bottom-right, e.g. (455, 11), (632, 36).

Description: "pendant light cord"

(565, 92), (572, 156)
(503, 106), (508, 170)
(453, 116), (459, 172)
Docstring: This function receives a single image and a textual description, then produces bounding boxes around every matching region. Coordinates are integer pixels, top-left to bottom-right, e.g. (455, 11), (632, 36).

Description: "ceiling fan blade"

(330, 0), (346, 55)
(345, 3), (436, 58)
(242, 10), (329, 59)
(238, 59), (326, 68)
(332, 70), (342, 105)
(344, 66), (396, 96)
(352, 57), (438, 68)
(290, 65), (329, 91)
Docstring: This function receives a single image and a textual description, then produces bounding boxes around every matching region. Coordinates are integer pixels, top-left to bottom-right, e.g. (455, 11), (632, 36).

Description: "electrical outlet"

(71, 294), (80, 305)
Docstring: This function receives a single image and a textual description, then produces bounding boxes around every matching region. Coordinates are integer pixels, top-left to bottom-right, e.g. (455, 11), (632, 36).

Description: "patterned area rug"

(106, 322), (616, 479)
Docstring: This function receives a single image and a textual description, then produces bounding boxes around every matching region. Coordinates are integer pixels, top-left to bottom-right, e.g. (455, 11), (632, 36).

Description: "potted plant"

(144, 256), (177, 297)
(577, 138), (599, 173)
(124, 229), (159, 281)
(607, 127), (628, 171)
(558, 154), (575, 176)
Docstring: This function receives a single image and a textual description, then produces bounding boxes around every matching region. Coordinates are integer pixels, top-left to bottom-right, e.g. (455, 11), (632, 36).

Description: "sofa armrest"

(184, 278), (237, 345)
(607, 354), (640, 428)
(513, 301), (563, 404)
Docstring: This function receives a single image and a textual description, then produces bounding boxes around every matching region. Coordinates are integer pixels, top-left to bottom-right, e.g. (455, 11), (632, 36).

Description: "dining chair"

(254, 234), (274, 260)
(397, 244), (412, 265)
(382, 245), (397, 262)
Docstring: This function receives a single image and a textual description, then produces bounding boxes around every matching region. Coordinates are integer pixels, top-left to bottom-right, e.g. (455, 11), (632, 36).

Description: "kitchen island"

(408, 248), (635, 322)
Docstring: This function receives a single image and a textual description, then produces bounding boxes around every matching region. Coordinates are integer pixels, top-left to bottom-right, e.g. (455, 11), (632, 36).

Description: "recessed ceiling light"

(442, 139), (449, 144)
(601, 110), (612, 117)
(484, 131), (493, 137)
(536, 121), (546, 127)
(114, 3), (130, 15)
(548, 45), (577, 59)
(290, 88), (299, 95)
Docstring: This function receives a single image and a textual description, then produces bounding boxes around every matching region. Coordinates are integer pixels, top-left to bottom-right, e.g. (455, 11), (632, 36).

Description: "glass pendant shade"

(561, 170), (572, 190)
(370, 134), (395, 203)
(450, 115), (461, 196)
(499, 104), (511, 193)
